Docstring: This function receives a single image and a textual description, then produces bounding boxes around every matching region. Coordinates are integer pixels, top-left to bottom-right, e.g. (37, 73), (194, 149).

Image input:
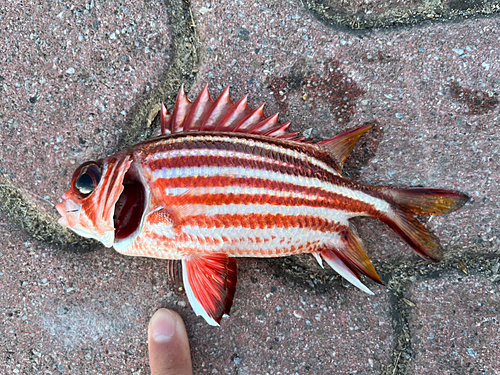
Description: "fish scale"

(57, 84), (469, 326)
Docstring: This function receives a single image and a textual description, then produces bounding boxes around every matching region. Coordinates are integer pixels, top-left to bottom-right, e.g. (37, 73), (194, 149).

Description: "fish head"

(56, 153), (135, 247)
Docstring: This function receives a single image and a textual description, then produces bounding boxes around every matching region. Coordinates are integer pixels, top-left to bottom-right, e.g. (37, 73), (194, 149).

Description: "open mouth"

(113, 171), (145, 242)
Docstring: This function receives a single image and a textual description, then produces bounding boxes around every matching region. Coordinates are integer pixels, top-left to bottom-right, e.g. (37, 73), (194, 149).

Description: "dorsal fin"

(200, 86), (232, 131)
(160, 86), (373, 151)
(160, 85), (306, 141)
(183, 84), (214, 132)
(160, 103), (171, 135)
(317, 124), (373, 170)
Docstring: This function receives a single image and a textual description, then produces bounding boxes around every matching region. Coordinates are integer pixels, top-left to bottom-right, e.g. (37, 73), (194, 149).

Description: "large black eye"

(72, 162), (102, 196)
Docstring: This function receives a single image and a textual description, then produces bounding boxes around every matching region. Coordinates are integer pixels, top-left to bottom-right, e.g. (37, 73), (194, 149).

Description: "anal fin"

(182, 254), (237, 326)
(338, 227), (382, 284)
(320, 249), (374, 295)
(314, 225), (382, 295)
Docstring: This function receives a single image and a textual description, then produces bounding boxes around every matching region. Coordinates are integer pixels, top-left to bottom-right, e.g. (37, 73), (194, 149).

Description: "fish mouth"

(113, 167), (146, 242)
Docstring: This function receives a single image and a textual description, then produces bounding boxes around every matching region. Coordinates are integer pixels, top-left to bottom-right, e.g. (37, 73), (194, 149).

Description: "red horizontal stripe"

(180, 213), (346, 232)
(148, 176), (377, 215)
(175, 243), (317, 257)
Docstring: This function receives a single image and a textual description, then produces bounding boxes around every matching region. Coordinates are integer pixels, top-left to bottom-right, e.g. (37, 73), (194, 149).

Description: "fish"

(56, 85), (469, 326)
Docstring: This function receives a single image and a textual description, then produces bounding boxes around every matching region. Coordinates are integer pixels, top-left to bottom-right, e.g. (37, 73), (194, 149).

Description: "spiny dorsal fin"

(160, 85), (305, 141)
(317, 124), (373, 170)
(160, 86), (374, 154)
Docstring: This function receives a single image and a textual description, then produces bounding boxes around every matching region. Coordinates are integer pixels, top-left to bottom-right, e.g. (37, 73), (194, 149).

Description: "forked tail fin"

(380, 188), (469, 261)
(383, 188), (470, 216)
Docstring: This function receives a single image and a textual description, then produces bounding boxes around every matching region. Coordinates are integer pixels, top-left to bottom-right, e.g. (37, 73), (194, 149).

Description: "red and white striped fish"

(56, 85), (468, 326)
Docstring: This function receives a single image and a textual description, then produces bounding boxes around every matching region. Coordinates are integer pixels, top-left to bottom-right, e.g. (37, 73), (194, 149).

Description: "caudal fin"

(380, 188), (469, 261)
(383, 188), (469, 216)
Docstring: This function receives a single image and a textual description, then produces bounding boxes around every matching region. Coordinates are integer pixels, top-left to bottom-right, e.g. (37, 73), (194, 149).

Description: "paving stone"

(407, 275), (500, 374)
(0, 0), (172, 205)
(0, 217), (148, 373)
(0, 216), (394, 374)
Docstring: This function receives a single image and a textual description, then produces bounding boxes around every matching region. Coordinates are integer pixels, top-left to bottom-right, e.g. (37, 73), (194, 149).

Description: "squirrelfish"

(57, 85), (469, 325)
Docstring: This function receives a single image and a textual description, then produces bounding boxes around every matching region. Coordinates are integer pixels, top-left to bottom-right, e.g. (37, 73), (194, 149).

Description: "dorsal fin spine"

(248, 112), (280, 134)
(160, 103), (172, 135)
(233, 103), (266, 132)
(215, 95), (250, 131)
(279, 132), (302, 140)
(199, 86), (232, 131)
(183, 84), (214, 132)
(264, 122), (291, 137)
(171, 85), (192, 133)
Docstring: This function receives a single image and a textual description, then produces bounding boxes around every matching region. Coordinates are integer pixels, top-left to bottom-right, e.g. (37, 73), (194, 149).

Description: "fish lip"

(55, 201), (69, 227)
(55, 199), (81, 228)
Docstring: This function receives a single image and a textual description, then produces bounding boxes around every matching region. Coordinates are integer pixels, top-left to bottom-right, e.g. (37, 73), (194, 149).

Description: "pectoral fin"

(182, 254), (237, 326)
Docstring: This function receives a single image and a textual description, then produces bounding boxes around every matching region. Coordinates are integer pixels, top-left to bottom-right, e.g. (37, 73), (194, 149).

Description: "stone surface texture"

(1, 0), (171, 206)
(408, 276), (500, 374)
(0, 0), (499, 374)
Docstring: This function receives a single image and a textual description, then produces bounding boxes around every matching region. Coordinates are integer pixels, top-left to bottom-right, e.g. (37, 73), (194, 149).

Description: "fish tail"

(382, 187), (470, 216)
(379, 187), (469, 261)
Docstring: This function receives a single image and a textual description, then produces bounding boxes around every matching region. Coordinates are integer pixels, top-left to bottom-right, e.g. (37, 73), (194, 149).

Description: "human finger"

(148, 308), (193, 375)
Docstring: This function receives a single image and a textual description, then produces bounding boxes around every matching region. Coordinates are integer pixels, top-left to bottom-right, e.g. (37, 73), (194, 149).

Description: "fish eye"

(72, 162), (102, 196)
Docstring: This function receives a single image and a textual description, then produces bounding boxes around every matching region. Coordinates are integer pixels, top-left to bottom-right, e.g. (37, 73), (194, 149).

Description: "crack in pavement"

(0, 0), (199, 249)
(301, 0), (500, 31)
(122, 0), (200, 149)
(381, 250), (499, 375)
(267, 248), (499, 374)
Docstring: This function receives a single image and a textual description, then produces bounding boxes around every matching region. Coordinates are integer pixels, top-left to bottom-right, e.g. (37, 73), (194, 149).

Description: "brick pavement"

(0, 0), (498, 373)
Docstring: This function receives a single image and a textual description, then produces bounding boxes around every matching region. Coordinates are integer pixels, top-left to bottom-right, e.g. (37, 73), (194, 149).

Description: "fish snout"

(56, 199), (82, 228)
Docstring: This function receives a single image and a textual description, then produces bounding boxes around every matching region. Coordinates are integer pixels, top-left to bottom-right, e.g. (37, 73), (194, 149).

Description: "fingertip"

(150, 309), (177, 343)
(148, 309), (193, 375)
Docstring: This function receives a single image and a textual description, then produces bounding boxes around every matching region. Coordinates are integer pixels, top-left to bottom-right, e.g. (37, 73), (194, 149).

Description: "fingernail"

(151, 309), (177, 343)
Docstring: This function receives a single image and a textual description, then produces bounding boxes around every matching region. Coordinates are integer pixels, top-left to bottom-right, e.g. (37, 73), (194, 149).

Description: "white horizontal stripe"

(184, 203), (349, 222)
(150, 135), (341, 176)
(180, 225), (335, 256)
(164, 186), (312, 200)
(184, 225), (334, 240)
(151, 166), (390, 213)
